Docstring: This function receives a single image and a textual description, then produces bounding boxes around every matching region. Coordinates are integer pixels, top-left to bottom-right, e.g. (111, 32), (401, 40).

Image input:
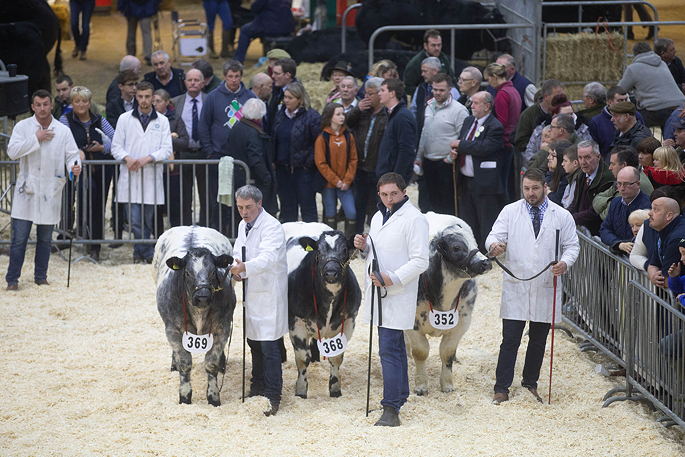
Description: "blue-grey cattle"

(153, 225), (236, 406)
(405, 212), (491, 395)
(283, 222), (362, 398)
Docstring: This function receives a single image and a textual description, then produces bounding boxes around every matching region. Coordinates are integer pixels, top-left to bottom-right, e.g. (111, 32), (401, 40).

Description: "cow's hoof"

(414, 387), (428, 396)
(208, 397), (221, 407)
(295, 392), (307, 399)
(441, 385), (455, 393)
(263, 400), (279, 417)
(179, 393), (192, 404)
(329, 390), (342, 398)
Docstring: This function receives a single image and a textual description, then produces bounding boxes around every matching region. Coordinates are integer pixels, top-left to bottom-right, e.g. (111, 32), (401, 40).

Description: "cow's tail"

(53, 24), (63, 76)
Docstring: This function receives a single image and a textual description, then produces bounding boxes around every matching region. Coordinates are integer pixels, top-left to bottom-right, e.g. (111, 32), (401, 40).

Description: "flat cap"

(610, 101), (636, 115)
(266, 48), (291, 60)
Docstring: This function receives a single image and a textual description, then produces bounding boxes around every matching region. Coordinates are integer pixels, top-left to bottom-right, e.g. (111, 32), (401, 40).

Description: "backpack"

(312, 130), (351, 193)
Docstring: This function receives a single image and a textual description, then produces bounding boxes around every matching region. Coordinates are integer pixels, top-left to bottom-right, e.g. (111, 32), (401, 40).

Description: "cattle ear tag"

(316, 332), (348, 358)
(171, 264), (182, 270)
(182, 331), (214, 354)
(305, 245), (314, 252)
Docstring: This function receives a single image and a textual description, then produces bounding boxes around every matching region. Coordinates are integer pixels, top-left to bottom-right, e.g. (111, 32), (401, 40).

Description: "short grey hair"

(340, 75), (358, 87)
(577, 139), (600, 155)
(241, 98), (267, 120)
(119, 55), (141, 72)
(365, 77), (384, 91)
(655, 38), (674, 56)
(421, 56), (442, 71)
(583, 82), (607, 105)
(235, 185), (262, 203)
(554, 114), (576, 134)
(250, 72), (272, 88)
(461, 66), (483, 83)
(497, 53), (516, 69)
(151, 50), (170, 61)
(70, 86), (92, 102)
(223, 59), (244, 75)
(474, 90), (493, 107)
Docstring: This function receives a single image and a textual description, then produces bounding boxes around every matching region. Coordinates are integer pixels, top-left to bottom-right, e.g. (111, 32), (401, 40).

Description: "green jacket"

(592, 171), (654, 220)
(577, 103), (605, 125)
(403, 50), (454, 96)
(515, 104), (545, 153)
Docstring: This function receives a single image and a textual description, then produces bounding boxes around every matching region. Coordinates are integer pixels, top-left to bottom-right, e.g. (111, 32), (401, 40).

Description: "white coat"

(7, 116), (80, 225)
(232, 210), (289, 341)
(111, 110), (172, 204)
(485, 199), (579, 323)
(362, 200), (429, 330)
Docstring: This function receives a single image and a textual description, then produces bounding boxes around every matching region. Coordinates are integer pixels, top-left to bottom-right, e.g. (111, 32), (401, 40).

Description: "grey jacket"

(619, 52), (685, 111)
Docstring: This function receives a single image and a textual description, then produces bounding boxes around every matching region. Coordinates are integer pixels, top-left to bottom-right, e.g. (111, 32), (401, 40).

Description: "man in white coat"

(230, 185), (288, 416)
(111, 81), (172, 263)
(353, 172), (429, 426)
(486, 168), (579, 405)
(6, 90), (81, 290)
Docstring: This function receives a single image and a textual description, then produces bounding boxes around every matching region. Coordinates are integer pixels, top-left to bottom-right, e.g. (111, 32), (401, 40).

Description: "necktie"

(245, 222), (253, 237)
(531, 206), (541, 237)
(586, 176), (592, 188)
(140, 113), (149, 130)
(459, 121), (478, 168)
(191, 98), (199, 142)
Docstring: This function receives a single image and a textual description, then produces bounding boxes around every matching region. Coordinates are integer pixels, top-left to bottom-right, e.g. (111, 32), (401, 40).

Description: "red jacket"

(493, 80), (522, 148)
(644, 166), (684, 186)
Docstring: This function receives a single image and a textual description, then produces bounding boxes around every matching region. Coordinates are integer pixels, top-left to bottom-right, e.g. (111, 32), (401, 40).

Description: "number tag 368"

(316, 333), (348, 358)
(182, 331), (214, 354)
(430, 309), (458, 330)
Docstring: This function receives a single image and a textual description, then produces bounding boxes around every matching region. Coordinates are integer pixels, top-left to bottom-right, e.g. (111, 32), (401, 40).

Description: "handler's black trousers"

(494, 319), (551, 394)
(247, 338), (282, 404)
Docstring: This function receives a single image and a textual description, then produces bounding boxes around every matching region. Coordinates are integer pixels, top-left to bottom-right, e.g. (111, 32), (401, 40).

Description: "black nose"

(323, 268), (341, 283)
(470, 258), (492, 275)
(193, 287), (211, 306)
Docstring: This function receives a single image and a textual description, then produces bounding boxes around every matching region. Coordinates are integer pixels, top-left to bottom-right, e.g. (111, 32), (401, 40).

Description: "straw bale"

(545, 32), (624, 82)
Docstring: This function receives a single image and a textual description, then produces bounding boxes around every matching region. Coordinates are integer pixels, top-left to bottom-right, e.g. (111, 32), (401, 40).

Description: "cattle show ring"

(1, 0), (685, 456)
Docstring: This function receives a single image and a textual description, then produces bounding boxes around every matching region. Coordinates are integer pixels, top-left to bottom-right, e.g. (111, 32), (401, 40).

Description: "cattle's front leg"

(204, 333), (229, 406)
(166, 327), (193, 404)
(439, 313), (472, 393)
(290, 320), (312, 398)
(328, 353), (344, 397)
(405, 329), (430, 395)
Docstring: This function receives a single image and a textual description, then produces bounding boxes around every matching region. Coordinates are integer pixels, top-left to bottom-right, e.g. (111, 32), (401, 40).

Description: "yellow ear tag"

(172, 264), (181, 270)
(305, 245), (314, 252)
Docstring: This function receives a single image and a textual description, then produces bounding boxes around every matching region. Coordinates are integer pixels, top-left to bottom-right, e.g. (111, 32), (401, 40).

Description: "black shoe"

(6, 283), (18, 291)
(35, 279), (49, 286)
(523, 384), (544, 403)
(263, 399), (279, 416)
(374, 406), (401, 426)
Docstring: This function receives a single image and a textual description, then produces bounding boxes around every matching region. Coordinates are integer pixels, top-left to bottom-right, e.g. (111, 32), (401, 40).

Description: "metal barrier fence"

(0, 159), (250, 250)
(563, 231), (683, 427)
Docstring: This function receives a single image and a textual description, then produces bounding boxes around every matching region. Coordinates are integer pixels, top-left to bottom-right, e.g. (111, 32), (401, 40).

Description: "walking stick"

(365, 265), (376, 417)
(452, 160), (459, 215)
(548, 229), (560, 404)
(66, 160), (78, 288)
(67, 230), (73, 287)
(241, 245), (247, 403)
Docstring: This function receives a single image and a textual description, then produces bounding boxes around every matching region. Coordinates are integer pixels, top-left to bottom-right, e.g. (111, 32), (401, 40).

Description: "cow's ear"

(299, 237), (318, 252)
(214, 254), (233, 269)
(166, 257), (186, 270)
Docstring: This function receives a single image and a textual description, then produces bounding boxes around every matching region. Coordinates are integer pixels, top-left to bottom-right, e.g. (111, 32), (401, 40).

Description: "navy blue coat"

(117, 0), (160, 18)
(649, 215), (685, 277)
(375, 104), (417, 182)
(599, 191), (651, 252)
(271, 106), (321, 169)
(251, 0), (294, 35)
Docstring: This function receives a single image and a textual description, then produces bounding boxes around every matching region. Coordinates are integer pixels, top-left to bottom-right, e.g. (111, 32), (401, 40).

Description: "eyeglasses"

(458, 78), (474, 83)
(550, 125), (562, 129)
(616, 181), (639, 187)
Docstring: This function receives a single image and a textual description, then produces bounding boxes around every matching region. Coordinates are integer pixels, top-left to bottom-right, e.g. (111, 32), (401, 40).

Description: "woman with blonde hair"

(643, 146), (684, 188)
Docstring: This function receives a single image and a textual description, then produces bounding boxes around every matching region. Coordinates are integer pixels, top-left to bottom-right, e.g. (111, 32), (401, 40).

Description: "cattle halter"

(437, 246), (481, 278)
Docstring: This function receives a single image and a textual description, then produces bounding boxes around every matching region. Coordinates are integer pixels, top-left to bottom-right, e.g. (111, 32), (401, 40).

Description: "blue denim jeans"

(247, 338), (283, 403)
(322, 187), (357, 219)
(70, 0), (95, 52)
(6, 219), (53, 284)
(202, 0), (233, 31)
(234, 20), (263, 63)
(378, 327), (410, 412)
(128, 203), (156, 260)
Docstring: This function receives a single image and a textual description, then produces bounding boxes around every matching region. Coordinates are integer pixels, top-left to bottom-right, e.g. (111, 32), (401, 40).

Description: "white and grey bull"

(405, 212), (492, 395)
(153, 226), (237, 406)
(283, 222), (362, 398)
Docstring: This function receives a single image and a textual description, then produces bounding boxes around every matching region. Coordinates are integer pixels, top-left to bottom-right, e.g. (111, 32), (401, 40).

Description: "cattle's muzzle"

(469, 255), (492, 276)
(191, 284), (213, 307)
(321, 259), (343, 283)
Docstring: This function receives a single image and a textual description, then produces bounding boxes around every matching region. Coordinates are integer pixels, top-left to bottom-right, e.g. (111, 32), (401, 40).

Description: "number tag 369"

(430, 309), (458, 330)
(316, 333), (348, 358)
(182, 331), (214, 354)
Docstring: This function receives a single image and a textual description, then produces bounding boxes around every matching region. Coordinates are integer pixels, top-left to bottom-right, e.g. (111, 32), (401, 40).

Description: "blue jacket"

(663, 107), (683, 140)
(589, 107), (645, 161)
(117, 0), (160, 18)
(599, 191), (651, 252)
(251, 0), (294, 35)
(198, 82), (255, 157)
(376, 103), (417, 182)
(649, 215), (685, 277)
(271, 106), (321, 169)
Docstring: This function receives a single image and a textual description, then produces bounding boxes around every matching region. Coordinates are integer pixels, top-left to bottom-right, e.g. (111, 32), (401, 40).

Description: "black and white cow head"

(166, 247), (233, 308)
(432, 224), (491, 278)
(299, 231), (351, 284)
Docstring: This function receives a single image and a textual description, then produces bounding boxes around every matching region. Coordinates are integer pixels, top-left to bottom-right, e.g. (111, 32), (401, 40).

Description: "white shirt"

(181, 93), (203, 149)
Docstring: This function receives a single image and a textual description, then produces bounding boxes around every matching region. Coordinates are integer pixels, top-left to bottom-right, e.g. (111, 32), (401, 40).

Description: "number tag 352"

(316, 333), (348, 358)
(430, 309), (458, 330)
(182, 331), (214, 354)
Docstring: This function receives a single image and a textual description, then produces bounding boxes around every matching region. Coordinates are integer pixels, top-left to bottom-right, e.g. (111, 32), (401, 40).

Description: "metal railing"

(0, 159), (251, 252)
(340, 2), (362, 54)
(542, 1), (659, 33)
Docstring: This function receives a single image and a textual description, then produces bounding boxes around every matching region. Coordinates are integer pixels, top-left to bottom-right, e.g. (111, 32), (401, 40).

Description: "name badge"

(316, 332), (348, 358)
(182, 331), (214, 354)
(430, 309), (458, 330)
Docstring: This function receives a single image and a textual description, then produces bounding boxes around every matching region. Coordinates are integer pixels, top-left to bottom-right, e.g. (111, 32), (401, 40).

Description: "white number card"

(182, 332), (214, 354)
(316, 333), (348, 358)
(430, 309), (458, 330)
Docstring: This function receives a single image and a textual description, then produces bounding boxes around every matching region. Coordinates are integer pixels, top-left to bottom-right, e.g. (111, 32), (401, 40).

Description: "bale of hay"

(545, 32), (624, 82)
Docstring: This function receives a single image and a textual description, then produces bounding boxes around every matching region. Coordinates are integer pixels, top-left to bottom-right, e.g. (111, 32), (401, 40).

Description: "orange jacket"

(314, 126), (358, 187)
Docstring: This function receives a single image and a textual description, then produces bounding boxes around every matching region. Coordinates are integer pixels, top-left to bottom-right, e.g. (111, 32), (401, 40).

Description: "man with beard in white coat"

(353, 172), (429, 426)
(111, 81), (172, 263)
(486, 168), (579, 405)
(230, 185), (288, 416)
(5, 90), (81, 290)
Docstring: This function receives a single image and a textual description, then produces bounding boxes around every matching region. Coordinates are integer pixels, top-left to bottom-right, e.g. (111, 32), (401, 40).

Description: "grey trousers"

(126, 16), (152, 59)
